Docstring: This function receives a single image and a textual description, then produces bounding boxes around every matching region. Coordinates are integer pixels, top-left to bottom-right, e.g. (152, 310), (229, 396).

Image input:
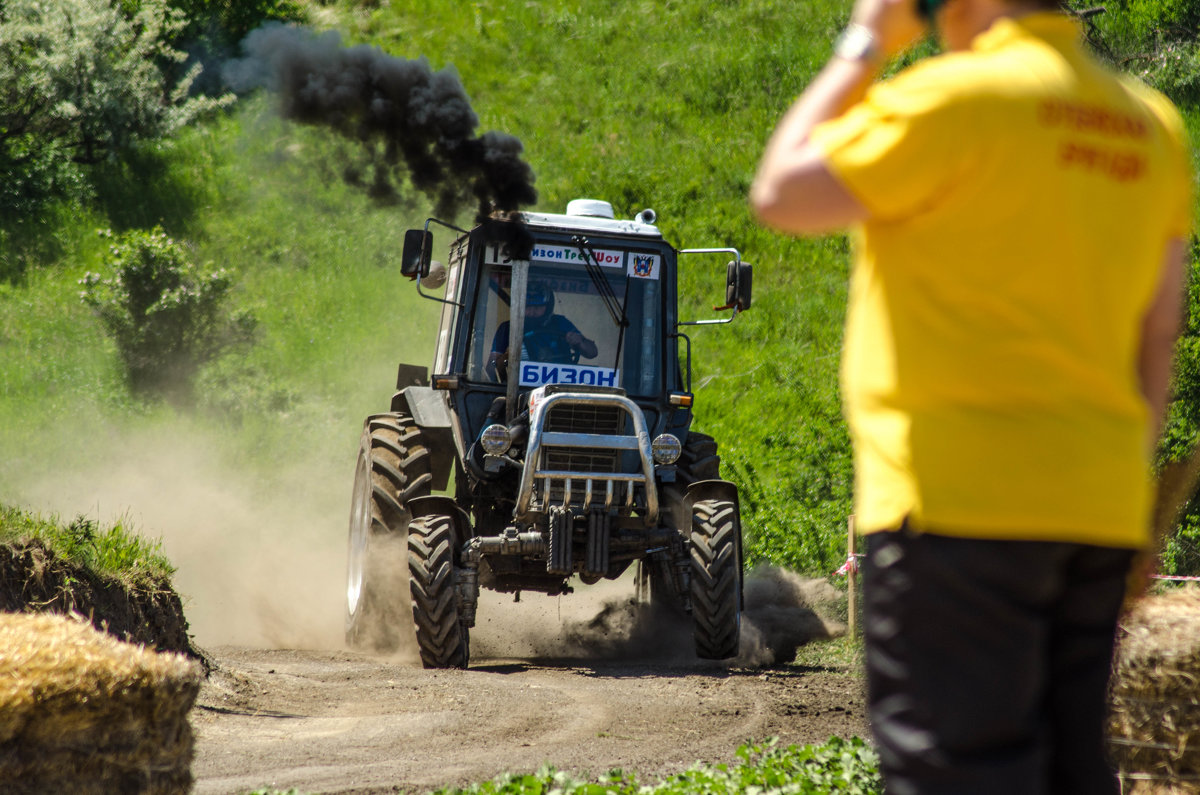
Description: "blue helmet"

(527, 281), (554, 312)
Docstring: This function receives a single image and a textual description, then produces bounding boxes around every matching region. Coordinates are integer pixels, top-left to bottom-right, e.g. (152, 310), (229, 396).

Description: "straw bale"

(1110, 587), (1200, 793)
(0, 611), (201, 794)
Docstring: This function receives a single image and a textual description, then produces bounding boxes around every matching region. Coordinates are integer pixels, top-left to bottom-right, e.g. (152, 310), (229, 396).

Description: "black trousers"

(862, 528), (1135, 795)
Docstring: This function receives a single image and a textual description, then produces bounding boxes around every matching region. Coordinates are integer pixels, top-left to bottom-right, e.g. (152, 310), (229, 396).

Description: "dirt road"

(192, 647), (867, 795)
(190, 573), (868, 795)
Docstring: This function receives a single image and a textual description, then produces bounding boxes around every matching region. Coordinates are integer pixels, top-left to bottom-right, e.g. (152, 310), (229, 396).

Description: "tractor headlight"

(480, 424), (512, 455)
(652, 433), (682, 465)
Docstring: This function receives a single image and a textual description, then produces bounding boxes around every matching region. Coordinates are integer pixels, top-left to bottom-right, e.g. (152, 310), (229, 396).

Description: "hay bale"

(0, 612), (201, 794)
(1110, 587), (1200, 794)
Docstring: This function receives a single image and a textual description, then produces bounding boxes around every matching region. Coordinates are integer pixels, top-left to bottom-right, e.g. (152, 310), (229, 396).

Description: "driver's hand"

(565, 331), (584, 349)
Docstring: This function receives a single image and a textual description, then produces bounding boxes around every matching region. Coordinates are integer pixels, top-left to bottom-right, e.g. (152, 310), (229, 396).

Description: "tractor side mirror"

(725, 260), (753, 312)
(401, 229), (432, 279)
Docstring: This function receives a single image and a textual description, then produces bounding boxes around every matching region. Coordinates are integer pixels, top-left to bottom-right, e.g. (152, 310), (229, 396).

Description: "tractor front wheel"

(408, 513), (470, 669)
(689, 499), (742, 660)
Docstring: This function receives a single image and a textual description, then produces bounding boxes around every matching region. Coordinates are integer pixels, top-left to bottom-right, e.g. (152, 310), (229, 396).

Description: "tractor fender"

(406, 496), (473, 551)
(684, 479), (740, 513)
(391, 386), (455, 491)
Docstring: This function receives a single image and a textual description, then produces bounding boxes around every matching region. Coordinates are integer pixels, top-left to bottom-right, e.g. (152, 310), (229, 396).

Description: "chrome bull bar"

(515, 392), (658, 524)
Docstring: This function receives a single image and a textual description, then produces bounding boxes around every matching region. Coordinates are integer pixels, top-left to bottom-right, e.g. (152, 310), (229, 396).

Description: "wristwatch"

(834, 23), (879, 63)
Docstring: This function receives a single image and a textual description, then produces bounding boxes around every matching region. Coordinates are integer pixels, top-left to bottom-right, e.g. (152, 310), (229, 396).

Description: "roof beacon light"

(566, 199), (615, 219)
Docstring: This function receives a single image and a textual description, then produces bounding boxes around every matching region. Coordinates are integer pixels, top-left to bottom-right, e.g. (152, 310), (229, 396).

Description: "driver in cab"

(486, 281), (598, 381)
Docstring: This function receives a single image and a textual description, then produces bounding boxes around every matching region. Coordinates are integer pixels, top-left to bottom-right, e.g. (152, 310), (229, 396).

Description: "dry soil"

(191, 571), (868, 794)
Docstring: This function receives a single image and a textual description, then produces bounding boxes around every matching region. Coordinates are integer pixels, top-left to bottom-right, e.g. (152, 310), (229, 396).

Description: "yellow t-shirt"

(810, 13), (1193, 547)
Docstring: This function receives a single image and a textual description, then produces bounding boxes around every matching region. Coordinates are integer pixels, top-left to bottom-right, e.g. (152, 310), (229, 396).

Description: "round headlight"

(652, 433), (682, 465)
(480, 423), (512, 455)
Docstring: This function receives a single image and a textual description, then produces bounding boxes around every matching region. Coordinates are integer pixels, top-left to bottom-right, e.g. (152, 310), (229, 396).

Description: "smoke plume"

(224, 24), (537, 223)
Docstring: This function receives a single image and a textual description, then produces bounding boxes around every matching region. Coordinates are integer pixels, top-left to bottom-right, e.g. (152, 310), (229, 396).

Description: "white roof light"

(566, 199), (615, 219)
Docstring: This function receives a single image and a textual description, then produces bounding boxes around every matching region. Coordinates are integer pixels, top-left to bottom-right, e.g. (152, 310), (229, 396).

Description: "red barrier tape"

(834, 554), (863, 577)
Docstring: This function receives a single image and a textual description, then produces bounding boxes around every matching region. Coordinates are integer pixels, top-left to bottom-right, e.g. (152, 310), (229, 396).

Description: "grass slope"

(2, 0), (1198, 579)
(0, 0), (860, 574)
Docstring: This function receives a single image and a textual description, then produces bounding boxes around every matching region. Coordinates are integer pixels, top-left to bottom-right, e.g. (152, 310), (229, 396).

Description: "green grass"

(430, 738), (881, 795)
(793, 635), (865, 675)
(0, 503), (175, 587)
(242, 737), (881, 795)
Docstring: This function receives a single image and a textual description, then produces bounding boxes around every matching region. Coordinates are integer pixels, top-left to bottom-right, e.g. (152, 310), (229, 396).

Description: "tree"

(0, 0), (231, 213)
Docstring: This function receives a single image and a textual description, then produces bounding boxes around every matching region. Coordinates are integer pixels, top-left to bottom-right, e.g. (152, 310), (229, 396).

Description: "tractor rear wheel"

(678, 431), (720, 485)
(689, 498), (742, 660)
(408, 513), (469, 669)
(345, 413), (433, 651)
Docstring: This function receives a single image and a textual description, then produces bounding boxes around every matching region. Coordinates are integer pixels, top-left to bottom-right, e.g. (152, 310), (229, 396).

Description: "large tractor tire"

(408, 513), (469, 669)
(345, 413), (433, 651)
(689, 498), (742, 660)
(678, 431), (720, 485)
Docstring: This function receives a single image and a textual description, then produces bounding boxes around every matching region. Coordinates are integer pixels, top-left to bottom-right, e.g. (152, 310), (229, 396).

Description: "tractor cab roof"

(508, 199), (664, 241)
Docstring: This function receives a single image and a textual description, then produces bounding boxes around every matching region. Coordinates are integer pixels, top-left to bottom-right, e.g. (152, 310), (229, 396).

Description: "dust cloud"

(470, 565), (845, 668)
(13, 423), (352, 651)
(12, 422), (843, 667)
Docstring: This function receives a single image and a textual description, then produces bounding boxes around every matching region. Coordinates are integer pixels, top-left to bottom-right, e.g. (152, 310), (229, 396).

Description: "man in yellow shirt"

(751, 0), (1191, 791)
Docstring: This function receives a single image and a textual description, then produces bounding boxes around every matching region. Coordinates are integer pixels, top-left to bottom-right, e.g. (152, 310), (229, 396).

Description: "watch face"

(835, 26), (876, 61)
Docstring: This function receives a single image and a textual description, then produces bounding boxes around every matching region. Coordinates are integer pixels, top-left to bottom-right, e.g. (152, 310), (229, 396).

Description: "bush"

(0, 0), (231, 215)
(79, 227), (255, 404)
(140, 0), (309, 96)
(1077, 0), (1200, 103)
(1157, 241), (1200, 574)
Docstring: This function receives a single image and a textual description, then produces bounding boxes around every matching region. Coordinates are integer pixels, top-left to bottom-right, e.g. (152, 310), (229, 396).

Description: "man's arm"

(1139, 236), (1187, 453)
(750, 59), (877, 234)
(749, 0), (925, 234)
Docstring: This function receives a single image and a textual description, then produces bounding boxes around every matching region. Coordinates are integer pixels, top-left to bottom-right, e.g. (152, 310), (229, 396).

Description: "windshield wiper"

(571, 234), (632, 378)
(572, 235), (629, 330)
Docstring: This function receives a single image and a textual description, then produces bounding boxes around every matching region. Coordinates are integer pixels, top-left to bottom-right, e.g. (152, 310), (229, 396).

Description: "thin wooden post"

(847, 514), (857, 637)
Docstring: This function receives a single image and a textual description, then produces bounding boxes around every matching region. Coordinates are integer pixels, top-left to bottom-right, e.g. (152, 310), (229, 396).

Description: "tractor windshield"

(466, 240), (665, 397)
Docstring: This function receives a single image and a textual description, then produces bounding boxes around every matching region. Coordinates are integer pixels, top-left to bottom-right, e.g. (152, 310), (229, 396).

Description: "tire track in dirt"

(191, 648), (867, 795)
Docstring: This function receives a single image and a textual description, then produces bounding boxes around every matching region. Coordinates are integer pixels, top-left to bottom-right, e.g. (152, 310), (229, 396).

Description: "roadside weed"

(429, 737), (882, 795)
(0, 504), (175, 586)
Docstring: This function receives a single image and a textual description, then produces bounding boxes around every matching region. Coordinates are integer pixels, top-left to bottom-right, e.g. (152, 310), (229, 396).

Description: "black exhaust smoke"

(224, 24), (538, 228)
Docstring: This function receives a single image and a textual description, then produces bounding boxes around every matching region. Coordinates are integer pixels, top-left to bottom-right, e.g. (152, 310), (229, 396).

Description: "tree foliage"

(79, 227), (255, 404)
(0, 0), (231, 214)
(1078, 0), (1200, 104)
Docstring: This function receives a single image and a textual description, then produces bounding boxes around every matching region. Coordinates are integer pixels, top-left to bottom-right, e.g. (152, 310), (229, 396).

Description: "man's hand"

(565, 331), (598, 359)
(848, 0), (927, 63)
(485, 350), (507, 381)
(750, 0), (928, 234)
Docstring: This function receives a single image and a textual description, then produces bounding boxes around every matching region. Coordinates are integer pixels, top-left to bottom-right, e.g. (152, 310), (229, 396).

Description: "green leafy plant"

(79, 227), (255, 404)
(1076, 0), (1200, 104)
(430, 738), (882, 795)
(0, 0), (232, 214)
(0, 504), (174, 586)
